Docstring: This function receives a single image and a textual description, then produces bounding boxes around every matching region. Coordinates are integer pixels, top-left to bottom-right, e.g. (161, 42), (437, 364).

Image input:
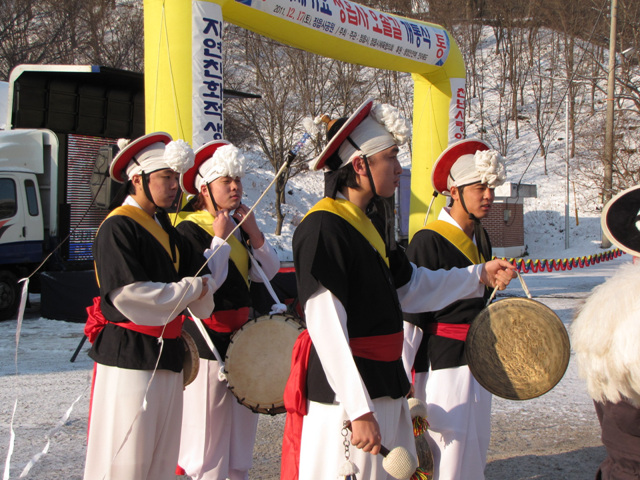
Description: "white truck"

(0, 64), (257, 320)
(0, 64), (144, 320)
(0, 129), (61, 319)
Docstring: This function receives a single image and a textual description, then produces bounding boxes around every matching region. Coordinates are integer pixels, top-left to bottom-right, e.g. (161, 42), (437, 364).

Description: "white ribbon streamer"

(3, 400), (17, 480)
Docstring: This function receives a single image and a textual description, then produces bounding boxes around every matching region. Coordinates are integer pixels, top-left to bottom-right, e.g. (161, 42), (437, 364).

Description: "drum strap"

(425, 322), (470, 342)
(85, 296), (183, 342)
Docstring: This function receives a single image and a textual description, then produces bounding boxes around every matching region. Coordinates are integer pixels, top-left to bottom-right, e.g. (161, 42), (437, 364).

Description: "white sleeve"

(204, 236), (231, 289)
(398, 263), (485, 313)
(305, 287), (374, 421)
(402, 321), (423, 382)
(109, 276), (214, 326)
(248, 238), (280, 282)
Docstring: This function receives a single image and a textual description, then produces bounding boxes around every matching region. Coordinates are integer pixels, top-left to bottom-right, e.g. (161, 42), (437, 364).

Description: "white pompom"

(302, 117), (320, 135)
(474, 149), (506, 188)
(408, 397), (428, 419)
(371, 103), (412, 145)
(164, 139), (195, 174)
(211, 144), (246, 179)
(337, 460), (359, 475)
(117, 138), (130, 150)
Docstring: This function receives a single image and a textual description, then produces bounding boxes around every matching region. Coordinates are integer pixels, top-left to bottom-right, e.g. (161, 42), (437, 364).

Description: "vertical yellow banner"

(144, 0), (193, 142)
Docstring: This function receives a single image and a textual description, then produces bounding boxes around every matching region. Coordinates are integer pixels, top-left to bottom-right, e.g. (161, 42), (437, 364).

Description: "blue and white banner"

(192, 1), (224, 148)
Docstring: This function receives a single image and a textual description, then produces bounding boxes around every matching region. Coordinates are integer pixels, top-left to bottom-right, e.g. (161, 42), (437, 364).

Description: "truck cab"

(0, 129), (58, 319)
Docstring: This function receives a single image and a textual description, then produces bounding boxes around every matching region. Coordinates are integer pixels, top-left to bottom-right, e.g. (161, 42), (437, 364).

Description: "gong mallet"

(345, 422), (418, 480)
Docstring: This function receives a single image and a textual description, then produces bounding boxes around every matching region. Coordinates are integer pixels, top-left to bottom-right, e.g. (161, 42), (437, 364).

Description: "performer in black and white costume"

(84, 132), (228, 480)
(176, 140), (280, 480)
(402, 139), (507, 480)
(571, 184), (640, 480)
(281, 100), (516, 480)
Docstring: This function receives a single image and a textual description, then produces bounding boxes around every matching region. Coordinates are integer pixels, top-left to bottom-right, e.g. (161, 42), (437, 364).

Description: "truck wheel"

(0, 270), (20, 321)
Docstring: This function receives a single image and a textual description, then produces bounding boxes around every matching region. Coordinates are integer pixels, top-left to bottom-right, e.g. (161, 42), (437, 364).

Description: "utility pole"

(602, 0), (617, 248)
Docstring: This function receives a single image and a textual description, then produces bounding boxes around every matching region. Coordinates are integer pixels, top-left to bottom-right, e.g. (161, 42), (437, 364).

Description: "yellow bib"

(304, 197), (389, 267)
(423, 220), (485, 264)
(105, 205), (180, 272)
(173, 210), (249, 287)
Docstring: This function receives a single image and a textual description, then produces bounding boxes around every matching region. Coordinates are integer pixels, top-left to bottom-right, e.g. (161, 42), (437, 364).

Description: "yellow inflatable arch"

(144, 0), (466, 240)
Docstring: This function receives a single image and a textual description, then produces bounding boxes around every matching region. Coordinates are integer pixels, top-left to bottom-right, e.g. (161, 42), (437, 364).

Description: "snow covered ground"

(0, 250), (629, 479)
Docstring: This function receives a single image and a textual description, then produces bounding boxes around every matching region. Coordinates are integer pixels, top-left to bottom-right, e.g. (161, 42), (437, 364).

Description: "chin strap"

(458, 184), (491, 262)
(141, 172), (177, 263)
(346, 136), (396, 252)
(205, 183), (219, 212)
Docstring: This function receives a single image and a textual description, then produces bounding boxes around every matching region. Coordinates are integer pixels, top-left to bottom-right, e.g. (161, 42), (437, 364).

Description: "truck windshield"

(0, 179), (17, 219)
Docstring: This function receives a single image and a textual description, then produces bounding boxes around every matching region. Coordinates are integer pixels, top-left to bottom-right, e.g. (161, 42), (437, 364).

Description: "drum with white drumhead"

(224, 314), (305, 414)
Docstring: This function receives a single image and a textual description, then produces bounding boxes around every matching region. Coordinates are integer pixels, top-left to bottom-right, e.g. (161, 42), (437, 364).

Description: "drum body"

(465, 297), (570, 400)
(182, 330), (200, 388)
(224, 314), (305, 414)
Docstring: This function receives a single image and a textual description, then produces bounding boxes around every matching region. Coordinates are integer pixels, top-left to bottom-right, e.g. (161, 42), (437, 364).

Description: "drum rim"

(465, 297), (570, 400)
(182, 330), (200, 387)
(223, 313), (305, 414)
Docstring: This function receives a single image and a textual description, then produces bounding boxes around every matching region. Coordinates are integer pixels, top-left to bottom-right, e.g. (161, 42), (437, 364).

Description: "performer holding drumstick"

(176, 140), (280, 480)
(281, 99), (515, 480)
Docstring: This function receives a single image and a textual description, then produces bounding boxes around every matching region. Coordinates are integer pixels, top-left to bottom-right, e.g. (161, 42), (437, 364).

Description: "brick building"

(481, 183), (537, 258)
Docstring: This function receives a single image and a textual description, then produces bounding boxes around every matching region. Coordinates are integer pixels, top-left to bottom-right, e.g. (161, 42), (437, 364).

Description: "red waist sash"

(281, 330), (403, 480)
(349, 331), (403, 361)
(84, 296), (183, 342)
(425, 322), (470, 342)
(196, 307), (250, 333)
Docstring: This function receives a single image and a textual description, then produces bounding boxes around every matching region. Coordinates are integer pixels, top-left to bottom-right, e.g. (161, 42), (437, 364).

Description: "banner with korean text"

(192, 1), (223, 148)
(144, 0), (467, 238)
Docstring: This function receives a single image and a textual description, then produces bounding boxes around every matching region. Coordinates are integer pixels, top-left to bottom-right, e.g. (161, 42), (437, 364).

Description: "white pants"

(83, 364), (183, 480)
(299, 396), (416, 480)
(415, 366), (492, 480)
(178, 358), (259, 480)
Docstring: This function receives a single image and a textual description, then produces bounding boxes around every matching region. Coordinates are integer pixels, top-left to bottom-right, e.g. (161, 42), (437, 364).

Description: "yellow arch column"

(144, 0), (194, 141)
(410, 43), (466, 239)
(143, 0), (466, 240)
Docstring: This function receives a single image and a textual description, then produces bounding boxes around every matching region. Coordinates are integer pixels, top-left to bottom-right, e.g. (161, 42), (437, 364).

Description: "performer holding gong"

(402, 138), (507, 480)
(84, 133), (220, 480)
(571, 184), (640, 480)
(281, 99), (515, 480)
(176, 140), (280, 480)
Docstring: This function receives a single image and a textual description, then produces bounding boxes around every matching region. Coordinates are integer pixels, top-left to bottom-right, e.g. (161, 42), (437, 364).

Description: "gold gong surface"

(465, 297), (570, 400)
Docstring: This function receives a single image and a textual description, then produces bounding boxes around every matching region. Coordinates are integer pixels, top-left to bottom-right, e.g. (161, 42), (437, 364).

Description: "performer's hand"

(480, 259), (517, 290)
(407, 384), (415, 398)
(233, 204), (264, 248)
(212, 209), (236, 239)
(198, 276), (209, 300)
(350, 412), (382, 455)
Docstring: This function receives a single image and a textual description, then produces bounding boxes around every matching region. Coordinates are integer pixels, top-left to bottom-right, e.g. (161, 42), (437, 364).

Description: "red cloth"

(280, 330), (404, 479)
(84, 296), (183, 342)
(349, 331), (403, 361)
(195, 307), (250, 333)
(281, 330), (312, 480)
(425, 322), (471, 342)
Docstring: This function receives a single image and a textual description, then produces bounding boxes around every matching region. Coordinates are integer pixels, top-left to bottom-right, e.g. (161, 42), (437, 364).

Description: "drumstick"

(345, 422), (418, 480)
